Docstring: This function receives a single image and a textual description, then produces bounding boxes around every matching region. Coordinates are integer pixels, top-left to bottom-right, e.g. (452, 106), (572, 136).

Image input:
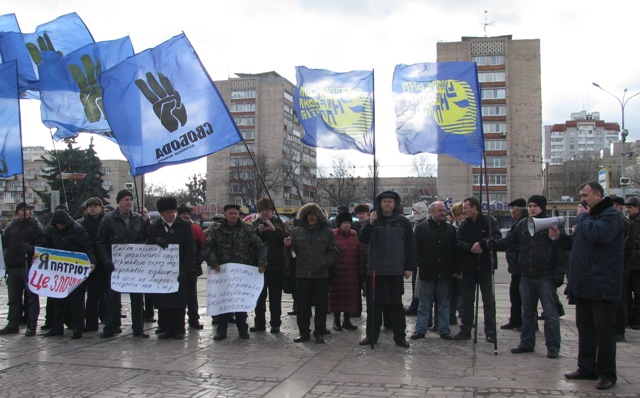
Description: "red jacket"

(328, 228), (364, 313)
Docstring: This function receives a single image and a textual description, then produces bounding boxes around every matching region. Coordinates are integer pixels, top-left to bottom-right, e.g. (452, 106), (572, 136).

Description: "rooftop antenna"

(482, 10), (496, 37)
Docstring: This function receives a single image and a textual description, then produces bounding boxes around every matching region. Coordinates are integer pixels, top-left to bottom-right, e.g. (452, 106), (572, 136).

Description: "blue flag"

(99, 33), (242, 176)
(0, 13), (20, 63)
(0, 61), (23, 177)
(39, 36), (134, 142)
(294, 67), (374, 154)
(0, 12), (94, 96)
(392, 62), (484, 165)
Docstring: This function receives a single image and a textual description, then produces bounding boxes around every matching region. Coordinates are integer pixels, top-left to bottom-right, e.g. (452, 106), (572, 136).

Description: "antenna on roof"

(482, 10), (496, 37)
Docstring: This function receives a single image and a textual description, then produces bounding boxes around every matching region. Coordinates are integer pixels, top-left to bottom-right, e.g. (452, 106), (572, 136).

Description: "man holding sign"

(39, 209), (96, 339)
(203, 204), (267, 341)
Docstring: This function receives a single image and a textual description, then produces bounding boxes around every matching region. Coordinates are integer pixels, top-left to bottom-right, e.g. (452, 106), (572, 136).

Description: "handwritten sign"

(111, 244), (179, 293)
(206, 263), (264, 316)
(28, 247), (91, 298)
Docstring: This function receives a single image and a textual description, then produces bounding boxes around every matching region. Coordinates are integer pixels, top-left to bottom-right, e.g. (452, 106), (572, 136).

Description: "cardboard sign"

(111, 244), (179, 293)
(28, 247), (91, 298)
(206, 263), (264, 316)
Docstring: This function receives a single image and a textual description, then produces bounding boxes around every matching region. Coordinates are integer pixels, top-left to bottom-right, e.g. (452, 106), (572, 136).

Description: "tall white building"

(545, 111), (619, 165)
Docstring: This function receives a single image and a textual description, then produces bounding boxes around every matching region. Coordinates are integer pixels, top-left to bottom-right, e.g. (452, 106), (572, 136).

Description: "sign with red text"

(111, 244), (179, 293)
(206, 263), (264, 316)
(28, 247), (91, 298)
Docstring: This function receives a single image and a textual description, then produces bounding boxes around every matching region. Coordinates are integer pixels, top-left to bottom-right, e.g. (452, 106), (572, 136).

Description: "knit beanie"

(527, 195), (547, 212)
(116, 189), (133, 203)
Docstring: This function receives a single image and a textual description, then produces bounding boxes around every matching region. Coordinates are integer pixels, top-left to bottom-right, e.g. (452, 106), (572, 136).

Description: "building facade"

(545, 111), (619, 165)
(206, 72), (317, 209)
(436, 35), (543, 204)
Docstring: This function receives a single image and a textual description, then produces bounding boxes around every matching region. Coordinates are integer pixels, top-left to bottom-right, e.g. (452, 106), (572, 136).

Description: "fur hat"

(177, 203), (192, 215)
(85, 197), (103, 207)
(527, 195), (547, 212)
(508, 198), (527, 208)
(412, 202), (429, 221)
(353, 203), (371, 214)
(297, 203), (328, 224)
(256, 198), (274, 212)
(335, 212), (353, 228)
(116, 189), (133, 203)
(156, 197), (177, 213)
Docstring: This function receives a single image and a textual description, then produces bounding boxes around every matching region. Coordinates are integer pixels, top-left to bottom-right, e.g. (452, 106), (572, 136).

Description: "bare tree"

(317, 156), (361, 207)
(406, 155), (437, 203)
(548, 156), (600, 200)
(144, 183), (189, 210)
(229, 154), (281, 207)
(282, 158), (307, 206)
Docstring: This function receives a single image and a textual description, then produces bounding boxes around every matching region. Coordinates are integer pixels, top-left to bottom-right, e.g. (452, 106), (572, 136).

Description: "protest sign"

(111, 244), (179, 293)
(206, 263), (264, 316)
(28, 247), (91, 298)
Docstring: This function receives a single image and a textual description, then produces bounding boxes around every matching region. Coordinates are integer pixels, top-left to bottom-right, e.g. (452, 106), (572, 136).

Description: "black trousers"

(508, 273), (523, 326)
(158, 307), (186, 335)
(187, 273), (200, 324)
(84, 271), (103, 330)
(6, 268), (39, 330)
(365, 275), (406, 342)
(254, 271), (284, 328)
(51, 283), (86, 334)
(575, 298), (617, 382)
(296, 278), (328, 336)
(104, 288), (143, 334)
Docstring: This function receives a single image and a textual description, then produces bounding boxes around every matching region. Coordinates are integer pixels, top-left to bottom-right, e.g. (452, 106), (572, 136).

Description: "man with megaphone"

(484, 195), (567, 360)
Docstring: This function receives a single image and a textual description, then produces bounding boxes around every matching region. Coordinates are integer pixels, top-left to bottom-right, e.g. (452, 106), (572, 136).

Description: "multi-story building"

(206, 71), (317, 209)
(545, 111), (619, 165)
(0, 147), (136, 222)
(436, 35), (543, 204)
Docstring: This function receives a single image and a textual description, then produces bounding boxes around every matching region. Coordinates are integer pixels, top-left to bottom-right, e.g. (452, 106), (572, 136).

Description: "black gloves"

(155, 238), (168, 249)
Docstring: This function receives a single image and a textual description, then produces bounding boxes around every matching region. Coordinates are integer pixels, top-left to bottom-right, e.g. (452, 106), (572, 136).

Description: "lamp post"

(592, 83), (640, 198)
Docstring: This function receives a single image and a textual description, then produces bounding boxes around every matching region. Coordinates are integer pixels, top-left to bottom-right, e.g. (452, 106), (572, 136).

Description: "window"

(230, 103), (255, 112)
(230, 143), (254, 153)
(482, 106), (506, 116)
(229, 157), (251, 167)
(485, 140), (507, 150)
(473, 174), (507, 186)
(485, 157), (507, 168)
(284, 91), (293, 102)
(478, 72), (505, 83)
(104, 167), (111, 174)
(472, 55), (505, 66)
(101, 180), (112, 186)
(241, 129), (255, 139)
(483, 123), (506, 133)
(481, 88), (506, 99)
(234, 117), (255, 126)
(231, 90), (255, 99)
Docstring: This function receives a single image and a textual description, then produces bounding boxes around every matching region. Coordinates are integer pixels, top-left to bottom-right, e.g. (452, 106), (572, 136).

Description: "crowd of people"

(0, 181), (631, 390)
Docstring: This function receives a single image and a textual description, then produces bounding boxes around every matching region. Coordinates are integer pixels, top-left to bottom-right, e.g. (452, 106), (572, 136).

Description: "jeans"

(519, 275), (560, 352)
(415, 278), (450, 336)
(461, 270), (495, 337)
(575, 298), (617, 383)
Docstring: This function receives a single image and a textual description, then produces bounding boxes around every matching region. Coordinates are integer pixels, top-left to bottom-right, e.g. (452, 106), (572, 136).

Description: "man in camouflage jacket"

(203, 204), (267, 341)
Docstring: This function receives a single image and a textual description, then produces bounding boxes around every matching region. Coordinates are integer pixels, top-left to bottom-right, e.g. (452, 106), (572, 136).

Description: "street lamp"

(592, 83), (640, 198)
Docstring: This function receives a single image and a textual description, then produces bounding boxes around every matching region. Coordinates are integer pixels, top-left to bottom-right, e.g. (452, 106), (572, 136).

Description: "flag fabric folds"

(294, 66), (374, 154)
(0, 12), (94, 96)
(0, 61), (23, 178)
(392, 62), (484, 165)
(0, 13), (20, 63)
(99, 33), (242, 176)
(39, 36), (134, 142)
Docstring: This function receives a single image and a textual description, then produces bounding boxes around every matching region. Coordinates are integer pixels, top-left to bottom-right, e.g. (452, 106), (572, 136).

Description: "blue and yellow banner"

(28, 247), (92, 298)
(392, 62), (484, 165)
(294, 66), (374, 154)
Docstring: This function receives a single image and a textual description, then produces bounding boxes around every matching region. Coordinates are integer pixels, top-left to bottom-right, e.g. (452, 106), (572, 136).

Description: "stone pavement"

(1, 253), (640, 397)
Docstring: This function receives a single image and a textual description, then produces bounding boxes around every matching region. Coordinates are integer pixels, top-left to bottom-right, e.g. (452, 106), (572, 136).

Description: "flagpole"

(48, 131), (69, 208)
(370, 69), (377, 349)
(240, 138), (282, 221)
(481, 151), (498, 355)
(17, 66), (26, 212)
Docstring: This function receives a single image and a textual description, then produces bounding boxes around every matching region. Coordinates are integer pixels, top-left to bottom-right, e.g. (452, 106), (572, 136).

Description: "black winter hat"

(335, 212), (353, 228)
(177, 204), (192, 215)
(527, 195), (547, 212)
(116, 189), (133, 203)
(508, 198), (527, 208)
(15, 202), (30, 213)
(156, 197), (178, 213)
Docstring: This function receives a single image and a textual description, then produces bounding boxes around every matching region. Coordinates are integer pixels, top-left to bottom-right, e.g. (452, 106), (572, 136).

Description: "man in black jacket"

(96, 189), (147, 339)
(79, 197), (105, 332)
(454, 196), (501, 342)
(411, 201), (458, 341)
(488, 195), (564, 358)
(250, 198), (289, 334)
(358, 190), (416, 348)
(41, 209), (96, 339)
(0, 202), (45, 336)
(501, 198), (527, 331)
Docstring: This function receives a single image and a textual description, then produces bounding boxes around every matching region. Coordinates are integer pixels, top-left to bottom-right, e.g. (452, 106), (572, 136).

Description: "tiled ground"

(1, 253), (639, 397)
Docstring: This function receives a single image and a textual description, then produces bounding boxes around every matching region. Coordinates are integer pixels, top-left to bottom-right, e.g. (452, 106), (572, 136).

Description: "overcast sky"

(3, 0), (639, 191)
